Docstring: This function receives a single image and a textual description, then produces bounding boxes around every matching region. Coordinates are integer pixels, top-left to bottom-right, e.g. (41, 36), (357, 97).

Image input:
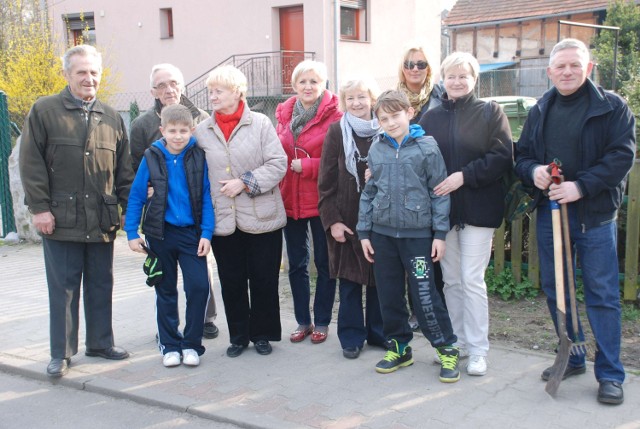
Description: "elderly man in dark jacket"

(129, 63), (219, 339)
(515, 38), (636, 405)
(19, 45), (134, 378)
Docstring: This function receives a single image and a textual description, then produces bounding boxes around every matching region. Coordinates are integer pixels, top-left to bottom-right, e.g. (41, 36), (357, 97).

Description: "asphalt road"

(0, 371), (241, 429)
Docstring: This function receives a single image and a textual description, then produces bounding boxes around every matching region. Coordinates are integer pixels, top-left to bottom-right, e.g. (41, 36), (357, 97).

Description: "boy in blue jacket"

(125, 104), (214, 368)
(357, 90), (460, 382)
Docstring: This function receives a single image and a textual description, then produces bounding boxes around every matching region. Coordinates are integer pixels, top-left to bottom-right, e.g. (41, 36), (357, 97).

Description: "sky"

(443, 0), (457, 11)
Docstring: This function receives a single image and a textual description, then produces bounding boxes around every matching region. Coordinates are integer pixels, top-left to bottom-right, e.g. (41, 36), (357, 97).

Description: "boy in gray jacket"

(357, 90), (459, 383)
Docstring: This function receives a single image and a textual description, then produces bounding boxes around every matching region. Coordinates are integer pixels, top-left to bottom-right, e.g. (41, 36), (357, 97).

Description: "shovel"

(544, 160), (574, 396)
(545, 198), (573, 396)
(559, 199), (588, 357)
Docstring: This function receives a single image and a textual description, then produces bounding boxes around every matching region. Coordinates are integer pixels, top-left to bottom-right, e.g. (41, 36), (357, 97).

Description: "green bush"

(485, 267), (538, 301)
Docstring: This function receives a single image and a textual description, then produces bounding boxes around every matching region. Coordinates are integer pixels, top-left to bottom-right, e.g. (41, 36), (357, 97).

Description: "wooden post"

(494, 221), (506, 275)
(528, 209), (540, 289)
(511, 217), (523, 282)
(624, 160), (640, 301)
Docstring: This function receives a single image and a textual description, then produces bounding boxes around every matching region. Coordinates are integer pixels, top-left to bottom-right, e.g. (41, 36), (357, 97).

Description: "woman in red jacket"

(276, 60), (342, 344)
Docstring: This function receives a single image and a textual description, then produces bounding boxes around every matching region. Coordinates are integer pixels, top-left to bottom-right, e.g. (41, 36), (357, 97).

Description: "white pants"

(441, 225), (494, 356)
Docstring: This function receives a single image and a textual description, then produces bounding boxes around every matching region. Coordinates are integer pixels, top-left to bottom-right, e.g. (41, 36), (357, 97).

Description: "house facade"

(444, 0), (626, 97)
(47, 0), (445, 114)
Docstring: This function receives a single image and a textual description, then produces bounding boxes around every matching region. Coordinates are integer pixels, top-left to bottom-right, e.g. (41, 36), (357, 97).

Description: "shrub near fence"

(493, 159), (640, 302)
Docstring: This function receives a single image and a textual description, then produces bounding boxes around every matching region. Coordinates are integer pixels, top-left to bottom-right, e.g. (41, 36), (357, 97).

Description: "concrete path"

(0, 237), (638, 429)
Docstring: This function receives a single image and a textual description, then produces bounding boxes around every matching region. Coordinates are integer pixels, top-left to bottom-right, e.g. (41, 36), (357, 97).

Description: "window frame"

(340, 0), (368, 42)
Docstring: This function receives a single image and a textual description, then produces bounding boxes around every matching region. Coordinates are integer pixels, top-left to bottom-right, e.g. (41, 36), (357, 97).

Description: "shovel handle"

(550, 200), (566, 314)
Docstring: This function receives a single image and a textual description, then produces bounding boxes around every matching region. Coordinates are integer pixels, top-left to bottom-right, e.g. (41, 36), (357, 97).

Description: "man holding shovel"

(515, 38), (636, 405)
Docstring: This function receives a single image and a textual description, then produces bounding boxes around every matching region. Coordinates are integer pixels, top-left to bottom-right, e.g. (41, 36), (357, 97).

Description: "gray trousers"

(43, 239), (116, 359)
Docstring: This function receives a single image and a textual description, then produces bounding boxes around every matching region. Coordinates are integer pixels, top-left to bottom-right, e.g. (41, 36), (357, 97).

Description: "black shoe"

(598, 381), (624, 405)
(47, 358), (70, 377)
(541, 364), (586, 381)
(85, 346), (130, 360)
(226, 344), (247, 358)
(343, 347), (362, 359)
(375, 339), (413, 373)
(436, 346), (461, 383)
(254, 340), (272, 355)
(203, 322), (219, 339)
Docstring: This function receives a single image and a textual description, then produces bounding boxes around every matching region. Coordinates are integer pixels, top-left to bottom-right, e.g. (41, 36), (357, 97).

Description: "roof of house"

(445, 0), (610, 27)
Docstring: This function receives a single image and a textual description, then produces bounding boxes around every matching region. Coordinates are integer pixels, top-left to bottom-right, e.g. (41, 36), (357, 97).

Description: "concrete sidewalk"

(0, 237), (638, 429)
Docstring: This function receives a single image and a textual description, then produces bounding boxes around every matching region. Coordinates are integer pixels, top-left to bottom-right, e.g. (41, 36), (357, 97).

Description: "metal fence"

(0, 91), (17, 237)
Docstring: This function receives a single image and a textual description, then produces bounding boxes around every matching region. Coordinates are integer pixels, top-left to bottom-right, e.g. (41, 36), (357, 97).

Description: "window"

(340, 0), (367, 41)
(160, 8), (173, 39)
(64, 12), (96, 46)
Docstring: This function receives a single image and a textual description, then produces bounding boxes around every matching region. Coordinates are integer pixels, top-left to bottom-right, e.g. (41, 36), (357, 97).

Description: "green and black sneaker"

(436, 346), (460, 383)
(375, 339), (414, 374)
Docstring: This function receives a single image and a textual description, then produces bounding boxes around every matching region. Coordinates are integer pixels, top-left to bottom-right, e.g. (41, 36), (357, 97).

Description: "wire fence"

(0, 91), (17, 237)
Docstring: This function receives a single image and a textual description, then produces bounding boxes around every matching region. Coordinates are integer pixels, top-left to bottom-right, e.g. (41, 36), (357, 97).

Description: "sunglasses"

(403, 60), (429, 70)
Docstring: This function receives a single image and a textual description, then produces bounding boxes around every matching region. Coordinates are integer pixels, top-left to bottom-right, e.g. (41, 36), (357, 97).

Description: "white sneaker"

(434, 347), (469, 364)
(467, 355), (488, 376)
(182, 349), (200, 366)
(163, 351), (181, 367)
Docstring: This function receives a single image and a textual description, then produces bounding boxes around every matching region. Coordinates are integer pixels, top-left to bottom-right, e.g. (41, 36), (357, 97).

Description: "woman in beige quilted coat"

(194, 65), (287, 359)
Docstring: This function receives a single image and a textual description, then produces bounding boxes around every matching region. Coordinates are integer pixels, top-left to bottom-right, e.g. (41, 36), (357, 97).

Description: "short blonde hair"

(161, 104), (193, 127)
(397, 42), (433, 91)
(338, 76), (381, 111)
(440, 52), (480, 81)
(291, 60), (328, 88)
(373, 90), (411, 116)
(206, 65), (248, 100)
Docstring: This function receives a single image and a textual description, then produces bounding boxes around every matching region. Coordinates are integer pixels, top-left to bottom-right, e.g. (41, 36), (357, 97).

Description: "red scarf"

(215, 100), (244, 141)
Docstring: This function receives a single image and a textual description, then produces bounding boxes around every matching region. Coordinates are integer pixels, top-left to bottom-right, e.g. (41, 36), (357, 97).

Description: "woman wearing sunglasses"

(397, 42), (444, 124)
(276, 60), (342, 345)
(397, 42), (447, 332)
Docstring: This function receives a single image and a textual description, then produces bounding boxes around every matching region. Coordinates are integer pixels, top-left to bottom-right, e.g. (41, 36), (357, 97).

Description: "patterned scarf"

(290, 91), (325, 140)
(398, 82), (431, 120)
(340, 112), (380, 192)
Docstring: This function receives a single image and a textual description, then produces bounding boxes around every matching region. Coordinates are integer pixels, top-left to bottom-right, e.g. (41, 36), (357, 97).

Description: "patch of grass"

(622, 302), (640, 322)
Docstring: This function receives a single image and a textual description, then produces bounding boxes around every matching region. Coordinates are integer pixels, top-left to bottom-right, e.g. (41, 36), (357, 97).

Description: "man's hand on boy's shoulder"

(197, 238), (211, 257)
(431, 239), (445, 262)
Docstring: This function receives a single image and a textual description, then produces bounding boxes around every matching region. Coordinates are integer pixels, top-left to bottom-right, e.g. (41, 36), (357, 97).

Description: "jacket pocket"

(372, 197), (391, 225)
(253, 190), (278, 221)
(99, 194), (120, 232)
(403, 198), (430, 229)
(50, 192), (77, 228)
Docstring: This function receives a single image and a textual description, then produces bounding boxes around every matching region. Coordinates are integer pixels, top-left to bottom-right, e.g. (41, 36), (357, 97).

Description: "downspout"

(333, 0), (339, 93)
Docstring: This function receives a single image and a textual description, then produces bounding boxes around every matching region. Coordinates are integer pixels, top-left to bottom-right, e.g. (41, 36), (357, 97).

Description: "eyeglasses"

(153, 80), (181, 91)
(403, 60), (429, 70)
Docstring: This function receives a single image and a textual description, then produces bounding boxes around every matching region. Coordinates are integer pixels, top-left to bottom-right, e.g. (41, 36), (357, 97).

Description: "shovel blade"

(545, 313), (572, 396)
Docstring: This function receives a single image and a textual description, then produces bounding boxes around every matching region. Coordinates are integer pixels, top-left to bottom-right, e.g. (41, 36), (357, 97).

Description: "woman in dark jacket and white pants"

(420, 52), (513, 376)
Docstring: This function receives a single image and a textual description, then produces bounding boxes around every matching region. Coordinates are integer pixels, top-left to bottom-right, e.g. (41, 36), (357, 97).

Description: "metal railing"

(185, 50), (315, 112)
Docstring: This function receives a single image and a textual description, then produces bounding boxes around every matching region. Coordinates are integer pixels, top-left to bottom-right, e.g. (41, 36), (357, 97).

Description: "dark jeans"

(43, 239), (115, 359)
(371, 232), (456, 347)
(537, 201), (625, 383)
(337, 278), (385, 349)
(212, 229), (282, 345)
(148, 224), (209, 356)
(284, 216), (336, 327)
